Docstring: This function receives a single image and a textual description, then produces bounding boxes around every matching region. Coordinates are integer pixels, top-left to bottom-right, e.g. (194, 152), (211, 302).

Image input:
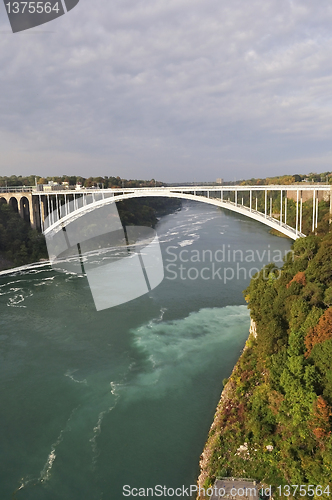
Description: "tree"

(305, 308), (332, 357)
(309, 396), (332, 441)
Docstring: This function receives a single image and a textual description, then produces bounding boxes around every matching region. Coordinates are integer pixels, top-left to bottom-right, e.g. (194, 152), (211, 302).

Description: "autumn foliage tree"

(305, 307), (332, 357)
(286, 271), (306, 288)
(309, 396), (332, 441)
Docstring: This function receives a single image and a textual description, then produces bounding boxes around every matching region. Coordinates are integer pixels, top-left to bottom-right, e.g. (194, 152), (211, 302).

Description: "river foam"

(114, 305), (250, 403)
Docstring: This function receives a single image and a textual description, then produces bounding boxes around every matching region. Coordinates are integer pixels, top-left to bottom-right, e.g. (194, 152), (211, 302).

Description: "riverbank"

(197, 231), (332, 492)
(269, 228), (291, 238)
(197, 320), (257, 499)
(0, 255), (14, 271)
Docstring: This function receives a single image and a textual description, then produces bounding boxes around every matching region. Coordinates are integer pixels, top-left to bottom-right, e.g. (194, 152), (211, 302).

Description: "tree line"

(0, 175), (164, 189)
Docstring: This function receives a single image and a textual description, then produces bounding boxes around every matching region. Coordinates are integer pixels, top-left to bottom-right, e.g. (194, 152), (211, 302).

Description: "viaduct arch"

(0, 192), (39, 229)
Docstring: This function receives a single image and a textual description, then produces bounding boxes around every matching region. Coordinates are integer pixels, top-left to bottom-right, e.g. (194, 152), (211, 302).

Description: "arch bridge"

(1, 184), (331, 240)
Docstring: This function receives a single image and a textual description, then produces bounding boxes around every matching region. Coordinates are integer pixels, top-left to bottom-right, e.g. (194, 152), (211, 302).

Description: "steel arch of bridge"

(37, 184), (332, 240)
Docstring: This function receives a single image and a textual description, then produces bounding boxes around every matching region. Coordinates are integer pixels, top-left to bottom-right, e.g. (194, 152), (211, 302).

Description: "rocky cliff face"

(249, 318), (257, 339)
(197, 324), (256, 499)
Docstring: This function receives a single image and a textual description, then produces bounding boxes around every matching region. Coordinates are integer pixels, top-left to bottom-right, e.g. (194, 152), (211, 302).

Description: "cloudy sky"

(1, 0), (332, 182)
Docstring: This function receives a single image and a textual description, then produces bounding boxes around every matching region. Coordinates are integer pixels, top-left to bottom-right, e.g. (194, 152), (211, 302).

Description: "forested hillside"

(199, 232), (332, 495)
(116, 197), (180, 227)
(0, 202), (47, 269)
(0, 197), (181, 271)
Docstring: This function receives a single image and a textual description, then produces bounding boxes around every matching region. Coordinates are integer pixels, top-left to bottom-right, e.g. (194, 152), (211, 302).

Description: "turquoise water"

(0, 202), (292, 499)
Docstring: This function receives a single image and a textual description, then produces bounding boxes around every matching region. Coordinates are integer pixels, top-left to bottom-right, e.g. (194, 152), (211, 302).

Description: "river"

(0, 201), (292, 499)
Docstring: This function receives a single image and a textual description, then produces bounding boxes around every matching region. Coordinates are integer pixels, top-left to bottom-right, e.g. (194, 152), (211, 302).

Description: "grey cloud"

(1, 0), (332, 180)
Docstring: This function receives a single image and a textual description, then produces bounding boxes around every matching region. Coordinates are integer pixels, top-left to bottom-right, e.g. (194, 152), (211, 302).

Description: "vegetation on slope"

(0, 202), (47, 269)
(0, 197), (181, 271)
(117, 197), (181, 227)
(199, 232), (332, 495)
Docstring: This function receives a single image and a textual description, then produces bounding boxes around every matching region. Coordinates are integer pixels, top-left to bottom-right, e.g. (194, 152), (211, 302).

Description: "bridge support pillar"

(316, 195), (318, 230)
(312, 190), (316, 233)
(300, 192), (302, 233)
(12, 193), (38, 229)
(31, 196), (40, 230)
(64, 194), (68, 216)
(265, 190), (267, 217)
(296, 190), (299, 235)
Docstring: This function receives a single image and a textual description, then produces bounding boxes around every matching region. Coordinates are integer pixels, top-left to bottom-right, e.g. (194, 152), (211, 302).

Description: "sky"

(1, 0), (332, 183)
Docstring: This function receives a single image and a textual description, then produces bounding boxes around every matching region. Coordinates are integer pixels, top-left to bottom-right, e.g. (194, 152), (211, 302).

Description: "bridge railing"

(216, 199), (306, 237)
(0, 186), (34, 193)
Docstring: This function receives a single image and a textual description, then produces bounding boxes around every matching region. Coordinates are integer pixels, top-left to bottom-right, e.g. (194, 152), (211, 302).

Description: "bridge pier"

(0, 192), (38, 229)
(265, 191), (267, 218)
(296, 191), (299, 235)
(312, 190), (315, 233)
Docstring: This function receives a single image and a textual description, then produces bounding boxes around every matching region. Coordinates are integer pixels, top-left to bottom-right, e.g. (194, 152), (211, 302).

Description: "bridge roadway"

(0, 184), (331, 239)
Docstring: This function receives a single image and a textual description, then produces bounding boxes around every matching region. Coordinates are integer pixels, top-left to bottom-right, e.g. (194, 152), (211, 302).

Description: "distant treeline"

(0, 197), (181, 271)
(2, 171), (332, 188)
(238, 171), (332, 185)
(0, 175), (164, 189)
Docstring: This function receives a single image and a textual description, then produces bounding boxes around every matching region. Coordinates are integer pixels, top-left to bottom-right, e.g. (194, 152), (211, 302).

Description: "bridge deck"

(1, 184), (329, 238)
